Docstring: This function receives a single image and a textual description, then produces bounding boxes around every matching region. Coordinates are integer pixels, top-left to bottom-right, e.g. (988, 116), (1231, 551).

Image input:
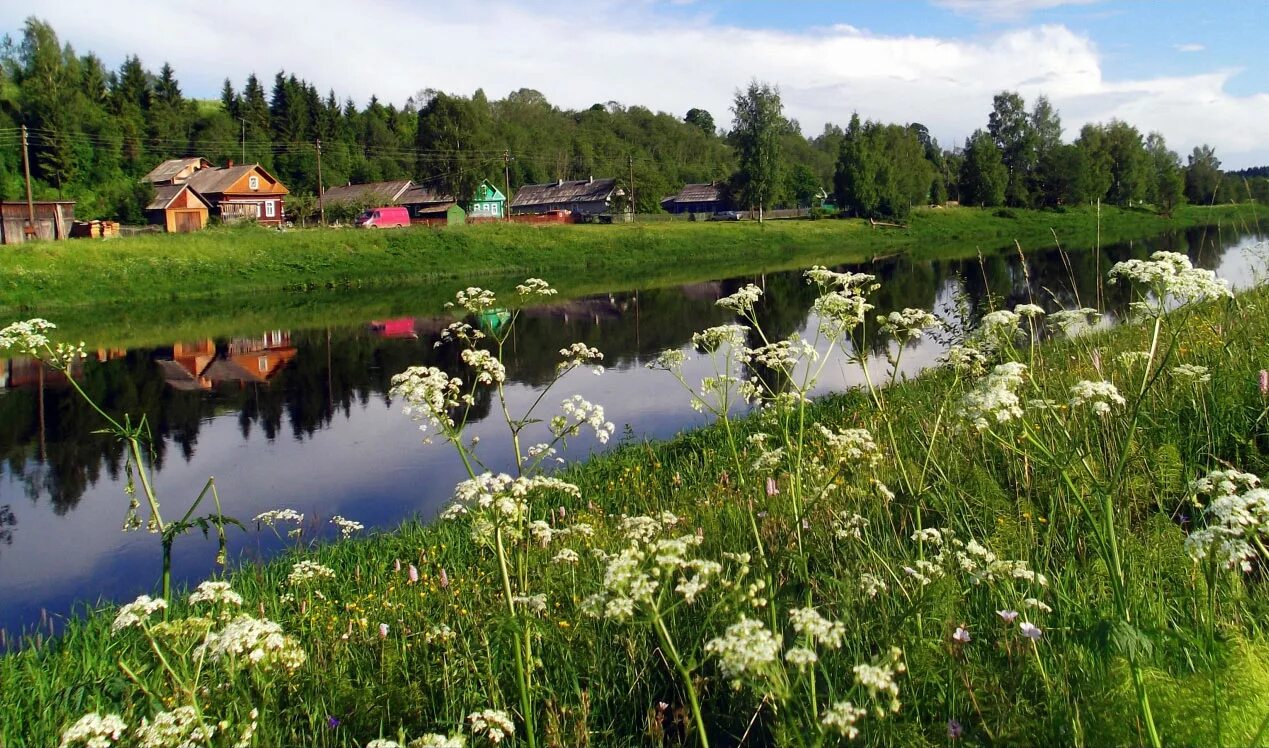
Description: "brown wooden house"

(146, 184), (212, 233)
(0, 201), (76, 244)
(186, 164), (289, 226)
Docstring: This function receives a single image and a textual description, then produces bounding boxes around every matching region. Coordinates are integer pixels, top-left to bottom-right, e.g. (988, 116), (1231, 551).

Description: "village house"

(508, 177), (622, 216)
(142, 157), (289, 228)
(324, 178), (502, 223)
(660, 182), (730, 215)
(321, 179), (414, 209)
(0, 200), (76, 244)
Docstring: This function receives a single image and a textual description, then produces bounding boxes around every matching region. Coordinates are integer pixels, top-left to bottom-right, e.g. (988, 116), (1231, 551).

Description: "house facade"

(469, 180), (506, 219)
(186, 164), (289, 226)
(143, 158), (289, 228)
(509, 177), (622, 216)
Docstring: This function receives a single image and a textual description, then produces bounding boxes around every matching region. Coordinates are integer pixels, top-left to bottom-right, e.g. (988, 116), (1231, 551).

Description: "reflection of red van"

(356, 206), (411, 228)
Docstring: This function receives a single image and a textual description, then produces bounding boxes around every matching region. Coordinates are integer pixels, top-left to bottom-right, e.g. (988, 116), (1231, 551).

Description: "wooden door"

(175, 211), (202, 233)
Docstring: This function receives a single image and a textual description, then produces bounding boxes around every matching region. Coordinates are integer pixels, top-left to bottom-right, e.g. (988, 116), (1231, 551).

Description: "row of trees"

(0, 17), (1261, 223)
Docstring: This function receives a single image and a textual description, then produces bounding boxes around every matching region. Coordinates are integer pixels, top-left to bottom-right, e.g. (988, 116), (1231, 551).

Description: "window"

(265, 200), (276, 218)
(258, 356), (269, 372)
(248, 175), (260, 190)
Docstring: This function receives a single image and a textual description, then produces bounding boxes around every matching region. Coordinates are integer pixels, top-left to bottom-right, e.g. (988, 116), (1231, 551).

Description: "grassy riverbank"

(0, 204), (1257, 317)
(4, 253), (1269, 746)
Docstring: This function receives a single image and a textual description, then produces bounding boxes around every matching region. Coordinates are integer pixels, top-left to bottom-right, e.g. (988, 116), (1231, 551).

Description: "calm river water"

(0, 226), (1264, 636)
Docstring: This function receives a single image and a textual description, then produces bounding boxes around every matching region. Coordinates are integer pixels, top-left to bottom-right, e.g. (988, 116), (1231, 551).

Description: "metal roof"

(509, 178), (620, 208)
(186, 164), (287, 195)
(142, 157), (209, 184)
(145, 184), (211, 211)
(397, 185), (455, 206)
(662, 182), (725, 205)
(322, 180), (413, 206)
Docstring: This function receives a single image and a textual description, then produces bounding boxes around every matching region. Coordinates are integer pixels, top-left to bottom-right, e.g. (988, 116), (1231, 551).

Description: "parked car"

(355, 206), (410, 228)
(707, 211), (744, 221)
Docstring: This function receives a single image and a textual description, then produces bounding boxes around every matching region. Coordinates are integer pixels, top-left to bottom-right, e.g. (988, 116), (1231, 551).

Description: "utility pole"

(240, 118), (246, 164)
(316, 139), (325, 226)
(503, 149), (511, 221)
(628, 154), (635, 222)
(21, 125), (35, 238)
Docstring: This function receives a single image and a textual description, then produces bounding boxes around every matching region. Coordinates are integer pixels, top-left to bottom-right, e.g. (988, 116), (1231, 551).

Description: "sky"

(3, 0), (1267, 168)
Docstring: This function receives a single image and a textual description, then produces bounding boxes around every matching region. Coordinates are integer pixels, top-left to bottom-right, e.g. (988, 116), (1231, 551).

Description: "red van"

(356, 206), (411, 228)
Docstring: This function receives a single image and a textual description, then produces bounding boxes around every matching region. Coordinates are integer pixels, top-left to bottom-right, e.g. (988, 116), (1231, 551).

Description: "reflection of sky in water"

(1, 232), (1265, 635)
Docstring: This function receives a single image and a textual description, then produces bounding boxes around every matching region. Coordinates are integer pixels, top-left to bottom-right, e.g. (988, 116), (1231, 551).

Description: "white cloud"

(2, 0), (1266, 167)
(932, 0), (1102, 21)
(1175, 43), (1205, 53)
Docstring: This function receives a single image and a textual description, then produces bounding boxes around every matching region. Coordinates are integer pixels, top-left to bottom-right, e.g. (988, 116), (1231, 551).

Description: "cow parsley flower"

(1108, 251), (1231, 308)
(1186, 469), (1269, 572)
(692, 324), (747, 351)
(0, 318), (57, 356)
(59, 712), (127, 748)
(878, 308), (942, 341)
(705, 617), (782, 687)
(409, 735), (466, 748)
(1069, 380), (1125, 415)
(716, 284), (763, 314)
(820, 701), (866, 739)
(448, 287), (498, 313)
(789, 607), (846, 649)
(558, 342), (603, 371)
(1048, 307), (1101, 337)
(253, 508), (304, 527)
(961, 362), (1028, 431)
(365, 740), (401, 748)
(785, 647), (818, 671)
(112, 595), (167, 634)
(287, 560), (336, 586)
(330, 515), (364, 539)
(817, 424), (882, 468)
(834, 512), (869, 540)
(516, 278), (556, 299)
(552, 395), (615, 444)
(1014, 303), (1046, 318)
(468, 709), (515, 744)
(198, 615), (307, 672)
(389, 366), (464, 439)
(1172, 364), (1211, 384)
(813, 289), (874, 336)
(553, 548), (580, 564)
(646, 348), (687, 371)
(188, 581), (243, 608)
(854, 647), (906, 715)
(133, 706), (216, 748)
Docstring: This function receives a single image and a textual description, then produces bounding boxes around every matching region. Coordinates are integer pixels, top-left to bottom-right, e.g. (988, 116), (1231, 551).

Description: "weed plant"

(4, 243), (1269, 746)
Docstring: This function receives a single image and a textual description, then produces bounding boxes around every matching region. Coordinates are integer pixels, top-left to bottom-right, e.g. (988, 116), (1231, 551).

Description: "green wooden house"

(469, 180), (506, 219)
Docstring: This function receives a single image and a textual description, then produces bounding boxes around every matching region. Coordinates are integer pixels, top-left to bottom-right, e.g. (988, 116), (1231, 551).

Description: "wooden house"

(146, 184), (212, 233)
(414, 202), (466, 226)
(660, 182), (730, 215)
(509, 177), (622, 216)
(0, 201), (76, 244)
(468, 180), (506, 219)
(186, 164), (289, 226)
(396, 184), (456, 217)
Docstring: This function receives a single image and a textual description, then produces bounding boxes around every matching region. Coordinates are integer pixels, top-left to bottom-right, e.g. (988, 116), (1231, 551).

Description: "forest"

(0, 17), (1265, 223)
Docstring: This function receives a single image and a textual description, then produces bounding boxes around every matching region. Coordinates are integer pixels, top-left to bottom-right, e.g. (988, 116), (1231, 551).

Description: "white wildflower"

(789, 607), (846, 649)
(287, 560), (336, 586)
(705, 617), (782, 687)
(133, 707), (217, 748)
(854, 647), (906, 714)
(461, 348), (506, 385)
(552, 395), (615, 444)
(1069, 380), (1125, 415)
(817, 424), (882, 468)
(692, 324), (747, 351)
(962, 362), (1028, 431)
(59, 713), (127, 748)
(197, 615), (306, 672)
(252, 508), (303, 527)
(409, 735), (466, 748)
(785, 647), (819, 671)
(468, 709), (515, 744)
(878, 308), (942, 340)
(716, 284), (763, 315)
(859, 573), (887, 599)
(1048, 308), (1101, 337)
(448, 287), (497, 313)
(1014, 303), (1046, 318)
(511, 594), (547, 615)
(0, 318), (57, 356)
(552, 548), (580, 564)
(389, 366), (464, 439)
(1172, 364), (1211, 384)
(330, 515), (364, 539)
(558, 342), (603, 371)
(188, 581), (242, 608)
(820, 701), (866, 739)
(834, 512), (869, 540)
(516, 278), (556, 298)
(646, 348), (687, 371)
(112, 595), (167, 634)
(1108, 251), (1231, 308)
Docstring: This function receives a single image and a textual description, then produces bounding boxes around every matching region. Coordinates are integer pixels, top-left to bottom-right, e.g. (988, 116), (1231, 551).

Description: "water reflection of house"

(369, 318), (419, 339)
(0, 357), (82, 389)
(157, 332), (296, 390)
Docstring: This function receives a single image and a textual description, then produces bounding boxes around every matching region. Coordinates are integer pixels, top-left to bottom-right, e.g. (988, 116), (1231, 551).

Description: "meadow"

(3, 242), (1269, 747)
(0, 204), (1258, 317)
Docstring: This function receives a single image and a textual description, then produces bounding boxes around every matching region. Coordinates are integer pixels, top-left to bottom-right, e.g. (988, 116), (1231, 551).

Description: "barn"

(146, 184), (212, 233)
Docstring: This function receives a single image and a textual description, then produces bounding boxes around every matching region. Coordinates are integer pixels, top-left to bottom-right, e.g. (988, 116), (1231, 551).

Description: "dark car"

(707, 211), (744, 221)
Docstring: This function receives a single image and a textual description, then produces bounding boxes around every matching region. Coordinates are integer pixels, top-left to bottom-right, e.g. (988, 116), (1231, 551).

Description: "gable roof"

(146, 183), (213, 212)
(187, 164), (288, 196)
(322, 179), (414, 206)
(662, 182), (726, 205)
(143, 157), (211, 184)
(397, 184), (456, 206)
(509, 178), (620, 208)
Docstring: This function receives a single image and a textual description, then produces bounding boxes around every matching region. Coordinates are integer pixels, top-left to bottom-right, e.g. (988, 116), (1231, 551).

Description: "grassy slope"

(0, 204), (1257, 317)
(4, 281), (1269, 746)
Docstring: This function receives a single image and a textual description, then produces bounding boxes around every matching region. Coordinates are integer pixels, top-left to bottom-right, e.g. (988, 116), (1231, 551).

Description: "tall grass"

(4, 242), (1269, 747)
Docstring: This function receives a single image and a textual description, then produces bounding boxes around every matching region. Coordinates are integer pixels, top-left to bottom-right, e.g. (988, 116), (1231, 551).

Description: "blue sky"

(4, 0), (1267, 166)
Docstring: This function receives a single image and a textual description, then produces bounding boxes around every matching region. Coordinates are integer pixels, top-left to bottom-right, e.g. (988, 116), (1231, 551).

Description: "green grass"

(0, 204), (1257, 320)
(4, 257), (1269, 746)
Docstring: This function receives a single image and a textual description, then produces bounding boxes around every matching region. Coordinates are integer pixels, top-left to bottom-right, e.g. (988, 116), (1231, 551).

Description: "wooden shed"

(414, 202), (466, 226)
(146, 184), (212, 233)
(0, 201), (76, 244)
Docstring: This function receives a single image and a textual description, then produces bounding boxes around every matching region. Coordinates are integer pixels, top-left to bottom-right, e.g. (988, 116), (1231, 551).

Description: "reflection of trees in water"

(0, 504), (15, 553)
(1, 225), (1257, 515)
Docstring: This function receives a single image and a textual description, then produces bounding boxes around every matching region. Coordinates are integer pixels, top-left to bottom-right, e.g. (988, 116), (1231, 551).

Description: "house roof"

(322, 180), (414, 206)
(414, 201), (462, 217)
(143, 157), (210, 184)
(146, 183), (212, 211)
(186, 164), (288, 196)
(662, 182), (725, 205)
(509, 178), (620, 208)
(397, 185), (455, 206)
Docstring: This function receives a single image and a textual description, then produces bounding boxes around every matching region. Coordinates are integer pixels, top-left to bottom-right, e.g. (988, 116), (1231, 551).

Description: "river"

(0, 225), (1264, 637)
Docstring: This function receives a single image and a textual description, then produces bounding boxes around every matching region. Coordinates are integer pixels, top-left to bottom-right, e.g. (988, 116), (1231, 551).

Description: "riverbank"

(0, 204), (1257, 317)
(4, 258), (1268, 746)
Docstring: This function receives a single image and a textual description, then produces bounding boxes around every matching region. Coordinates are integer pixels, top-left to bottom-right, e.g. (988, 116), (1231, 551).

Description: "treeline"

(0, 17), (1263, 223)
